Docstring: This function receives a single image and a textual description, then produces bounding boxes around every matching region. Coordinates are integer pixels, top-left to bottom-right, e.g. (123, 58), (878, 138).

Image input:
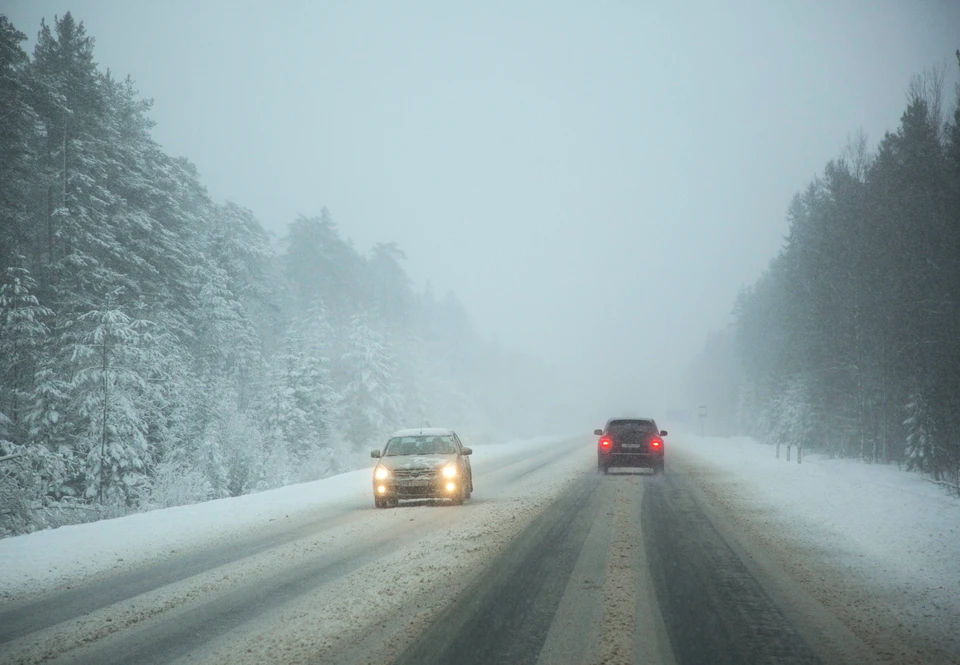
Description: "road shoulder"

(668, 445), (944, 664)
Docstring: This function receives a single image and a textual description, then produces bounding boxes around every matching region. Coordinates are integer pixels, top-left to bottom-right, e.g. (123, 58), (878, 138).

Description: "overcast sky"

(4, 1), (960, 418)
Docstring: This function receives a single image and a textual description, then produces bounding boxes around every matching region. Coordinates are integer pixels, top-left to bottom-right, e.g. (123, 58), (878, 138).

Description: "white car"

(370, 428), (474, 507)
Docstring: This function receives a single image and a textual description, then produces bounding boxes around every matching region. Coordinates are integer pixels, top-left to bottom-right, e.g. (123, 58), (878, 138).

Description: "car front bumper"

(374, 476), (463, 499)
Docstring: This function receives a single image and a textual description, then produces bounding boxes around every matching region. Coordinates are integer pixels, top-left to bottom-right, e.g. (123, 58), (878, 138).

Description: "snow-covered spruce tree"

(394, 333), (479, 433)
(144, 447), (213, 510)
(209, 202), (273, 306)
(283, 210), (361, 323)
(765, 375), (818, 458)
(0, 267), (53, 440)
(30, 14), (130, 309)
(22, 367), (73, 507)
(287, 304), (342, 475)
(262, 353), (307, 486)
(735, 380), (764, 439)
(0, 18), (37, 272)
(210, 392), (264, 496)
(338, 314), (400, 453)
(904, 390), (939, 479)
(98, 73), (200, 318)
(261, 311), (342, 483)
(364, 242), (411, 332)
(188, 262), (261, 436)
(206, 202), (272, 410)
(0, 267), (63, 534)
(0, 413), (29, 536)
(137, 310), (209, 507)
(66, 299), (154, 507)
(392, 333), (431, 428)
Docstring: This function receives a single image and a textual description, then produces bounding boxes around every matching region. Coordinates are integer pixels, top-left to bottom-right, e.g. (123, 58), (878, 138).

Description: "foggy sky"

(5, 0), (960, 422)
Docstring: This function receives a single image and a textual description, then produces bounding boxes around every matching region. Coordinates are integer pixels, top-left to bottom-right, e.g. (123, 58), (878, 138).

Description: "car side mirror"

(461, 447), (472, 456)
(660, 430), (668, 436)
(370, 450), (381, 458)
(593, 429), (603, 436)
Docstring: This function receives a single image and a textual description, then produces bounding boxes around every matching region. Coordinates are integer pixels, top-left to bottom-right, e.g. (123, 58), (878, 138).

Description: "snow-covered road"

(1, 432), (958, 664)
(670, 434), (960, 665)
(0, 435), (596, 664)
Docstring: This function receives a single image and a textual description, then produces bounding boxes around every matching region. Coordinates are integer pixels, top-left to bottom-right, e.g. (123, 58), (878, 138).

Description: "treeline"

(688, 64), (960, 491)
(0, 13), (554, 536)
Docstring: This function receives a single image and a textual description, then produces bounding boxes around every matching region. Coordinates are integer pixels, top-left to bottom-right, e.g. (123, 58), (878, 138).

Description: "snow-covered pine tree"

(364, 242), (410, 331)
(134, 308), (199, 496)
(260, 309), (342, 482)
(339, 314), (400, 453)
(0, 18), (37, 271)
(904, 390), (939, 479)
(283, 210), (361, 322)
(0, 266), (67, 534)
(263, 351), (309, 478)
(22, 367), (73, 507)
(189, 262), (261, 433)
(30, 14), (129, 308)
(765, 374), (817, 459)
(209, 202), (272, 304)
(206, 203), (271, 408)
(0, 267), (53, 440)
(209, 392), (263, 497)
(285, 303), (342, 476)
(67, 300), (154, 506)
(98, 73), (200, 324)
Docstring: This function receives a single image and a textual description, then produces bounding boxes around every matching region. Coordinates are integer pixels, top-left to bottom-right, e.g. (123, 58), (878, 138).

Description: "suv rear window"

(608, 420), (657, 435)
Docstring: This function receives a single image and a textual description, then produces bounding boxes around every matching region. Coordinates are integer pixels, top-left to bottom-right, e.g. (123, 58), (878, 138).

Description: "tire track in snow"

(0, 436), (595, 664)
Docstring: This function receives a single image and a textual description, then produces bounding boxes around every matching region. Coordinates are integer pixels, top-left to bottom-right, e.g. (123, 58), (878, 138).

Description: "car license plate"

(621, 444), (641, 449)
(406, 479), (431, 487)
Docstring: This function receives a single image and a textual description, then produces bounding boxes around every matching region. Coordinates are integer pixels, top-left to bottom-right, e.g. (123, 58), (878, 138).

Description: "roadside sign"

(698, 405), (707, 418)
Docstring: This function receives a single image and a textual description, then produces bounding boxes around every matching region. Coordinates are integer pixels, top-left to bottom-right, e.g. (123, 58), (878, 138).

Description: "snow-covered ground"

(0, 434), (596, 664)
(670, 433), (960, 664)
(4, 431), (959, 664)
(0, 469), (366, 603)
(0, 434), (563, 603)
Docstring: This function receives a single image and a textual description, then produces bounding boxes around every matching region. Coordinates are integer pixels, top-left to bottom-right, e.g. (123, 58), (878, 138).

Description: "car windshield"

(384, 435), (457, 456)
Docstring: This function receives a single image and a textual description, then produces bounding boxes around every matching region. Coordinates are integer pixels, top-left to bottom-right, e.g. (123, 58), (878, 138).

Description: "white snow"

(0, 434), (595, 665)
(0, 435), (562, 603)
(671, 433), (960, 663)
(5, 430), (959, 663)
(387, 427), (456, 438)
(0, 468), (359, 602)
(671, 434), (960, 586)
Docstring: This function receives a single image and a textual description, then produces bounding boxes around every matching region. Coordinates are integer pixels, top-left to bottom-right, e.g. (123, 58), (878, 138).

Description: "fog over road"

(0, 438), (884, 665)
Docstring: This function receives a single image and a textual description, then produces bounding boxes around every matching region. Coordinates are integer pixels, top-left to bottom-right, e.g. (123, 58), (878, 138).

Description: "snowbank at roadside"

(671, 434), (959, 578)
(0, 435), (560, 602)
(671, 433), (960, 663)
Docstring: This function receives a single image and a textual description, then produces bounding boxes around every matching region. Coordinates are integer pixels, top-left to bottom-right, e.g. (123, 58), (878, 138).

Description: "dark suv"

(594, 418), (667, 474)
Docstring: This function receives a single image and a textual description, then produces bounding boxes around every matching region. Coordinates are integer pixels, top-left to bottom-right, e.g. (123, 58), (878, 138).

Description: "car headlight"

(374, 466), (390, 480)
(442, 464), (457, 478)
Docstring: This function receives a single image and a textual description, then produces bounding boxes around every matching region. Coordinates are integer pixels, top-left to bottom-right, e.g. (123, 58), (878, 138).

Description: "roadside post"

(698, 405), (707, 438)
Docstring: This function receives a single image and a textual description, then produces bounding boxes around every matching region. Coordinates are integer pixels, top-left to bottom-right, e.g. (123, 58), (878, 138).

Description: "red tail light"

(599, 436), (612, 448)
(650, 438), (662, 448)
